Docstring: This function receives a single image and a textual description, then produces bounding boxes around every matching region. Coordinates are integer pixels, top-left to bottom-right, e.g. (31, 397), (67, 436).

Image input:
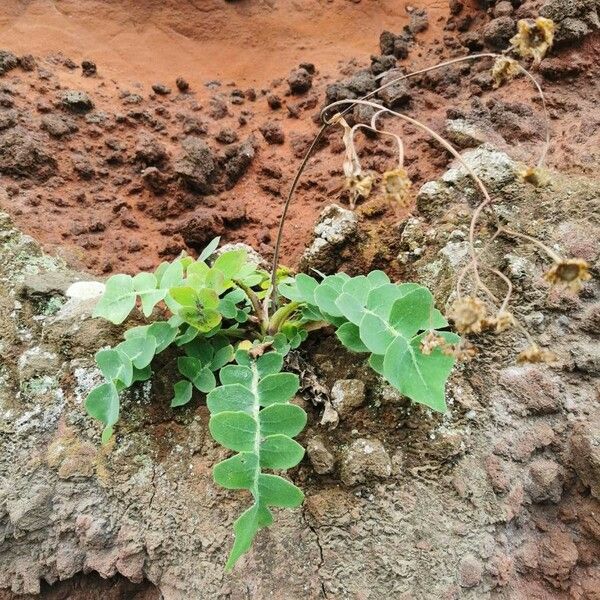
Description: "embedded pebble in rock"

(306, 436), (336, 474)
(340, 438), (392, 485)
(458, 553), (484, 588)
(302, 204), (358, 271)
(526, 458), (563, 504)
(66, 281), (105, 301)
(330, 379), (366, 418)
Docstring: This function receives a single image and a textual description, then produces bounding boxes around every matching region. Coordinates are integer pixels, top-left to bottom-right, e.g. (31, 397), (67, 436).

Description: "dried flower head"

(484, 311), (516, 333)
(449, 296), (487, 334)
(510, 17), (555, 66)
(382, 168), (412, 207)
(544, 259), (591, 292)
(421, 331), (455, 356)
(520, 166), (549, 187)
(453, 340), (478, 362)
(345, 173), (374, 208)
(491, 56), (521, 88)
(517, 344), (557, 364)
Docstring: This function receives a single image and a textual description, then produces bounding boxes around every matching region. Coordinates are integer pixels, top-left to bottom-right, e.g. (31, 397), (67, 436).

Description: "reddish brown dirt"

(1, 1), (598, 277)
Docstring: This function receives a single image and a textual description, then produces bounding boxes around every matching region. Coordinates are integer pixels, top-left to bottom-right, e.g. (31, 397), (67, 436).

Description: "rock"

(18, 54), (36, 71)
(444, 119), (487, 149)
(174, 136), (217, 193)
(0, 127), (57, 180)
(267, 94), (282, 109)
(259, 121), (285, 145)
(215, 127), (238, 144)
(340, 438), (392, 485)
(393, 38), (411, 59)
(6, 484), (53, 532)
(526, 459), (563, 503)
(306, 436), (336, 474)
(302, 204), (359, 271)
(40, 114), (79, 138)
(72, 153), (95, 180)
(379, 31), (397, 55)
(483, 17), (516, 50)
(152, 83), (171, 96)
(65, 281), (105, 301)
(377, 69), (411, 108)
(18, 346), (61, 383)
(458, 554), (484, 588)
(223, 138), (255, 188)
(540, 0), (600, 35)
(122, 92), (143, 105)
(60, 90), (94, 114)
(449, 0), (463, 15)
(288, 67), (313, 94)
(0, 50), (18, 76)
(498, 366), (563, 415)
(494, 1), (513, 17)
(324, 81), (356, 105)
(345, 71), (377, 96)
(0, 109), (17, 130)
(572, 341), (600, 375)
(570, 418), (600, 499)
(141, 166), (168, 194)
(370, 54), (396, 76)
(408, 8), (429, 33)
(176, 77), (189, 92)
(134, 134), (168, 167)
(538, 531), (578, 589)
(330, 379), (366, 418)
(81, 60), (97, 77)
(178, 207), (225, 249)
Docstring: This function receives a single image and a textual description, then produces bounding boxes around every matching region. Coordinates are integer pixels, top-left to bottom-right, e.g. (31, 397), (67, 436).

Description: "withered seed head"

(544, 259), (591, 293)
(517, 344), (557, 364)
(449, 296), (487, 334)
(345, 173), (374, 208)
(491, 56), (521, 88)
(382, 168), (412, 207)
(520, 166), (549, 187)
(484, 311), (516, 333)
(510, 17), (555, 66)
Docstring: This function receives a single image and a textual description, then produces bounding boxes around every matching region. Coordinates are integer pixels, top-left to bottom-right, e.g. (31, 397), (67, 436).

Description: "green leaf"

(132, 272), (166, 317)
(259, 404), (307, 437)
(366, 283), (408, 319)
(342, 276), (370, 305)
(382, 332), (458, 412)
(388, 287), (434, 337)
(359, 312), (395, 354)
(257, 474), (304, 508)
(131, 365), (152, 383)
(169, 286), (197, 307)
(368, 353), (385, 375)
(260, 435), (304, 469)
(336, 322), (369, 353)
(180, 307), (221, 332)
(147, 322), (178, 353)
(295, 273), (319, 304)
(313, 283), (344, 317)
(219, 365), (253, 387)
(207, 384), (255, 414)
(209, 411), (257, 452)
(95, 348), (133, 386)
(366, 270), (390, 287)
(335, 293), (365, 325)
(256, 352), (284, 378)
(93, 274), (136, 324)
(213, 249), (247, 279)
(257, 373), (299, 406)
(213, 452), (258, 489)
(118, 335), (157, 369)
(85, 382), (120, 441)
(211, 344), (234, 370)
(198, 236), (221, 262)
(160, 260), (184, 288)
(224, 503), (272, 572)
(171, 380), (193, 407)
(177, 357), (216, 393)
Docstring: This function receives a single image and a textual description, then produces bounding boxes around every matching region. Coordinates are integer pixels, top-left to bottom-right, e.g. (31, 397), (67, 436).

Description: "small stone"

(570, 417), (600, 500)
(331, 379), (366, 418)
(458, 554), (484, 588)
(494, 1), (513, 17)
(0, 109), (17, 130)
(306, 436), (336, 474)
(370, 54), (396, 76)
(444, 119), (487, 149)
(0, 50), (18, 76)
(259, 121), (285, 145)
(174, 136), (217, 193)
(287, 67), (313, 95)
(60, 90), (94, 113)
(81, 60), (97, 77)
(483, 17), (516, 50)
(377, 69), (411, 107)
(340, 438), (392, 485)
(408, 8), (429, 33)
(526, 459), (563, 503)
(498, 366), (563, 415)
(41, 114), (78, 138)
(18, 54), (36, 71)
(538, 531), (578, 589)
(215, 127), (238, 144)
(66, 281), (105, 301)
(267, 94), (282, 109)
(152, 83), (171, 95)
(176, 77), (190, 92)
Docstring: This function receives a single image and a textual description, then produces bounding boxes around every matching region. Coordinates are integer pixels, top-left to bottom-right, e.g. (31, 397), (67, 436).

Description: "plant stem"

(267, 301), (301, 335)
